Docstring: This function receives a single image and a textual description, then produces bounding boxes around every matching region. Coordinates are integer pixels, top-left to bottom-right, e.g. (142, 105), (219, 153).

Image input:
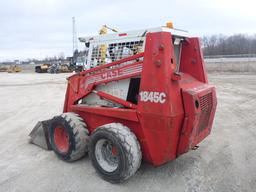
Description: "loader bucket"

(29, 120), (52, 150)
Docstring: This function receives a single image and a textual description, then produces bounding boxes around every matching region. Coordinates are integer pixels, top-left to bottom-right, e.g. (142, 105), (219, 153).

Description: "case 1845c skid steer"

(29, 23), (217, 183)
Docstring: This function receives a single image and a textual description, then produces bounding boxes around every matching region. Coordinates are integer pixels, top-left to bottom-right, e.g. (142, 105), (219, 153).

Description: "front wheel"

(49, 112), (89, 162)
(89, 123), (142, 183)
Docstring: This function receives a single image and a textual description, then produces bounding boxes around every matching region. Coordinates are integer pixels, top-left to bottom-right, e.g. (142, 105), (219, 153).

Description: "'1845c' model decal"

(139, 91), (166, 103)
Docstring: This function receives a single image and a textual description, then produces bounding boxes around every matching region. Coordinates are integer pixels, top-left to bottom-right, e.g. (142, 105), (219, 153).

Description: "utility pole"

(72, 17), (78, 54)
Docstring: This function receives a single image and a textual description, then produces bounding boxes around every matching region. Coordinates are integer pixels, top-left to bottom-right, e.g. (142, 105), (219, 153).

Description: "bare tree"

(202, 34), (256, 56)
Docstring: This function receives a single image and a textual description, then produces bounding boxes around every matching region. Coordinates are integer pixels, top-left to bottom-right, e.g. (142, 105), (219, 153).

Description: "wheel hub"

(53, 126), (69, 153)
(95, 139), (119, 172)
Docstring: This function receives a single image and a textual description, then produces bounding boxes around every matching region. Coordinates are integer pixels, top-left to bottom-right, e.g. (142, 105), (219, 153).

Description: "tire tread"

(94, 123), (142, 182)
(52, 112), (89, 161)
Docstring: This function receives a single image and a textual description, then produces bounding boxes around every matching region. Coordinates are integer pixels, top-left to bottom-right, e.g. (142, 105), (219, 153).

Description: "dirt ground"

(0, 72), (255, 192)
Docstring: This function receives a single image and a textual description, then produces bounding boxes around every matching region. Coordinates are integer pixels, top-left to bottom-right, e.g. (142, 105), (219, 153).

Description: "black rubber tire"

(89, 123), (142, 183)
(49, 112), (89, 162)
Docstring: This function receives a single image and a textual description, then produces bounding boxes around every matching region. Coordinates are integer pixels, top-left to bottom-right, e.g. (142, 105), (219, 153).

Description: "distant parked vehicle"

(48, 63), (72, 74)
(7, 65), (22, 73)
(0, 66), (8, 72)
(35, 64), (51, 73)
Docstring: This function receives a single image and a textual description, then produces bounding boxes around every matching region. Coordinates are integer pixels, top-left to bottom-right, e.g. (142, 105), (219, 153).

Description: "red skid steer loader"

(30, 24), (217, 183)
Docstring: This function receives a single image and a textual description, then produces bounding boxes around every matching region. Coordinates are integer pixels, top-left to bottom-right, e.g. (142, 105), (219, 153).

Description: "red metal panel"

(81, 61), (143, 88)
(177, 74), (217, 155)
(180, 38), (208, 83)
(137, 32), (184, 165)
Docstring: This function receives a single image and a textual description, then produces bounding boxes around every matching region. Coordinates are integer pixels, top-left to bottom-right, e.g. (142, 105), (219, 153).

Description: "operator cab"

(78, 24), (189, 71)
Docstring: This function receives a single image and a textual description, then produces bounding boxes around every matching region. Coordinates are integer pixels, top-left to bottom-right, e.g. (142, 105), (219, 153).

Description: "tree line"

(201, 34), (256, 56)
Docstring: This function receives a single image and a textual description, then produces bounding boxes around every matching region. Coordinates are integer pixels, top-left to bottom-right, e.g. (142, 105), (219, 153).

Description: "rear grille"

(197, 92), (213, 134)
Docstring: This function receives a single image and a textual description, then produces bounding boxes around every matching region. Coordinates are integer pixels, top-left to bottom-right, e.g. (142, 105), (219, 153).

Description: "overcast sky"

(0, 0), (255, 61)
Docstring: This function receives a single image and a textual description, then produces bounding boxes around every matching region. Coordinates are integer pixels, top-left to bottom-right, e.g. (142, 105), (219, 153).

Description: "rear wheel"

(89, 123), (142, 183)
(49, 112), (89, 162)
